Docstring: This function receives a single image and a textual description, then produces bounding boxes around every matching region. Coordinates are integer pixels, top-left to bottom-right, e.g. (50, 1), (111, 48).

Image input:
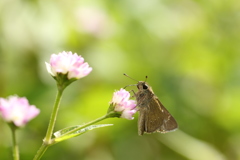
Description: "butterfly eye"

(143, 84), (148, 89)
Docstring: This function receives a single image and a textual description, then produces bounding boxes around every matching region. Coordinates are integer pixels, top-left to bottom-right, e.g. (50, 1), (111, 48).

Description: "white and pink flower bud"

(110, 88), (137, 120)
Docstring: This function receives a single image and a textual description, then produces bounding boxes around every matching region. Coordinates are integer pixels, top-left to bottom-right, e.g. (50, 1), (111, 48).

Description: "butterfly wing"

(139, 96), (178, 135)
(138, 108), (147, 135)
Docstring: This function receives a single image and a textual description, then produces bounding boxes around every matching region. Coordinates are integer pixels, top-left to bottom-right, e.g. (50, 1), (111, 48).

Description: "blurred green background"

(0, 0), (240, 160)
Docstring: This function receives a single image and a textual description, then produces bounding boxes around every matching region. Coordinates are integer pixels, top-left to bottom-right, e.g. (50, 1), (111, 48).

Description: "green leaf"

(52, 124), (113, 144)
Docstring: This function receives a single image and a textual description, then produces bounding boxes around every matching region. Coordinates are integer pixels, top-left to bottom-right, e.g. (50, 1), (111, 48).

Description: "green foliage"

(0, 0), (240, 160)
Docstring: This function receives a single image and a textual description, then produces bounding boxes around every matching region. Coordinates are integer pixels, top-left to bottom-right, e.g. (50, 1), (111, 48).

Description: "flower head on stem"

(45, 51), (92, 89)
(0, 95), (40, 127)
(108, 88), (137, 120)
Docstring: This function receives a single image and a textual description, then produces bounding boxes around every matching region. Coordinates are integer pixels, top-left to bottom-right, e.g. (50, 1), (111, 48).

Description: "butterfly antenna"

(123, 73), (139, 82)
(144, 76), (148, 82)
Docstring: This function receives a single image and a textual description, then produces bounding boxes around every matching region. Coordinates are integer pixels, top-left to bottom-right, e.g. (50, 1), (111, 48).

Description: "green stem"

(33, 88), (64, 160)
(11, 126), (19, 160)
(60, 109), (119, 138)
(44, 89), (63, 143)
(54, 114), (111, 142)
(33, 144), (48, 160)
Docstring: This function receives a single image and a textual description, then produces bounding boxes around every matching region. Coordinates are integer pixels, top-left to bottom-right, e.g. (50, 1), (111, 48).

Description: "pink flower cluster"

(111, 88), (137, 120)
(45, 51), (92, 79)
(0, 96), (40, 127)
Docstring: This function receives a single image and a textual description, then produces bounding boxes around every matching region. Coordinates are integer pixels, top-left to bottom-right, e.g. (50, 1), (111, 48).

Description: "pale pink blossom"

(45, 51), (92, 79)
(0, 96), (40, 127)
(76, 7), (107, 36)
(110, 88), (137, 120)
